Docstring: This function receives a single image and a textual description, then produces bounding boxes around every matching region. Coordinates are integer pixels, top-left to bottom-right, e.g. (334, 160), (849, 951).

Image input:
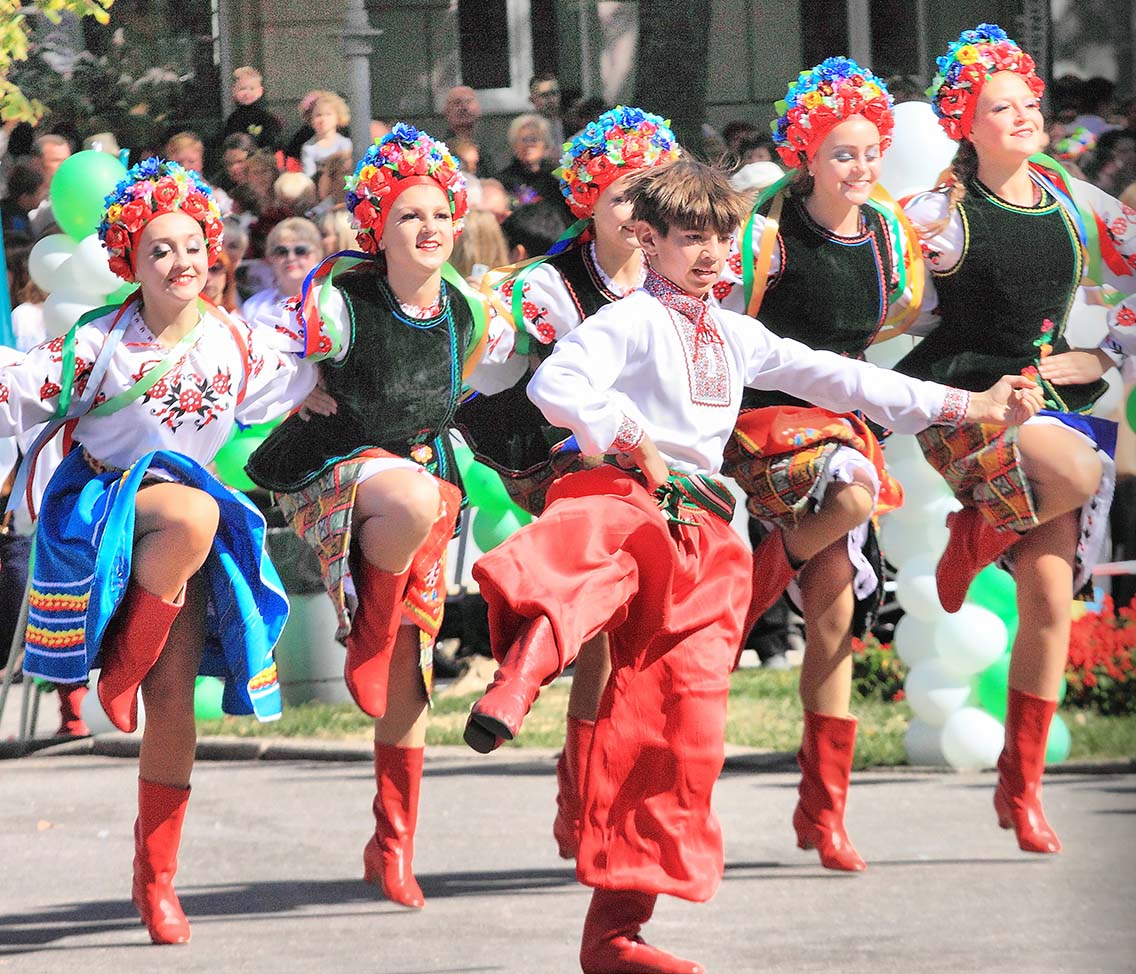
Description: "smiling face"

(134, 210), (210, 306)
(267, 230), (320, 294)
(809, 114), (883, 209)
(590, 173), (639, 251)
(969, 71), (1044, 163)
(379, 182), (455, 277)
(636, 221), (732, 297)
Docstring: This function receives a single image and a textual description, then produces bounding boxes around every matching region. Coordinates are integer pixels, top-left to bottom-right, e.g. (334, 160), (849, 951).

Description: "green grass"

(197, 667), (1136, 767)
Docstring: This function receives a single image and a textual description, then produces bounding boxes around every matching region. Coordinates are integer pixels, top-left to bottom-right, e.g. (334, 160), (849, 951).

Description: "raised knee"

(826, 480), (875, 528)
(1058, 447), (1103, 503)
(166, 490), (220, 554)
(385, 474), (440, 540)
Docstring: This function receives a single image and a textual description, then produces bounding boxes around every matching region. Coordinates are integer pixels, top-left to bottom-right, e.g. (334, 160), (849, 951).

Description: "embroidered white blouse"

(528, 289), (963, 477)
(0, 303), (318, 470)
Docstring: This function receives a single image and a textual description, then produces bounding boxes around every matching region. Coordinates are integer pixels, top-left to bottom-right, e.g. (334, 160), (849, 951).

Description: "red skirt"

(472, 465), (751, 900)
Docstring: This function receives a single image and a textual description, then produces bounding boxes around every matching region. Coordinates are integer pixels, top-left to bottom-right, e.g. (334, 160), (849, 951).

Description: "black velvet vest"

(743, 195), (895, 410)
(454, 245), (616, 474)
(897, 179), (1106, 413)
(246, 264), (473, 492)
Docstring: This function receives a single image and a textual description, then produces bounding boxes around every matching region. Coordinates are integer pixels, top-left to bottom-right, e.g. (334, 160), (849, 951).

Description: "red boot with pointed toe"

(553, 715), (594, 859)
(132, 778), (192, 945)
(793, 710), (867, 872)
(362, 743), (426, 907)
(994, 689), (1062, 854)
(579, 889), (704, 974)
(345, 564), (410, 718)
(464, 615), (561, 753)
(98, 583), (184, 733)
(936, 507), (1018, 614)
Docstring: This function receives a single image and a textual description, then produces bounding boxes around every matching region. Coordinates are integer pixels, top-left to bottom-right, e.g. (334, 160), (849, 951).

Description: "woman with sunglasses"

(898, 25), (1136, 854)
(0, 159), (330, 944)
(241, 216), (323, 322)
(245, 125), (500, 909)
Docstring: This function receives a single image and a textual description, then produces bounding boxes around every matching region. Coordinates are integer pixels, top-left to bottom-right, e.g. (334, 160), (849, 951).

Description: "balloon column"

(880, 435), (1070, 769)
(27, 151), (134, 338)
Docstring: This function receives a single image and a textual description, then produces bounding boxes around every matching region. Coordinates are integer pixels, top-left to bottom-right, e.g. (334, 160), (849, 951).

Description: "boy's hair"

(501, 201), (570, 257)
(272, 171), (319, 214)
(625, 158), (747, 238)
(233, 66), (262, 85)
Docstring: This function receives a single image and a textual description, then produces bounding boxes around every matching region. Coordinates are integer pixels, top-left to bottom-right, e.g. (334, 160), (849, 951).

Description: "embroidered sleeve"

(466, 302), (528, 394)
(1101, 296), (1136, 382)
(0, 326), (103, 436)
(1072, 178), (1136, 284)
(935, 387), (971, 424)
(612, 415), (644, 452)
(497, 263), (583, 344)
(234, 317), (320, 427)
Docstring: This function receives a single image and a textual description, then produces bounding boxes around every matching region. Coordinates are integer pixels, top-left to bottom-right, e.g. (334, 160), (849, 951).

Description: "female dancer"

(246, 125), (493, 907)
(898, 24), (1136, 853)
(0, 160), (324, 943)
(718, 58), (915, 871)
(457, 106), (681, 859)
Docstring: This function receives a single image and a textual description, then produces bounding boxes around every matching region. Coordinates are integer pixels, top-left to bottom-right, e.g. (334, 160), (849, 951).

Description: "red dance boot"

(132, 777), (192, 945)
(345, 564), (410, 718)
(463, 615), (562, 754)
(739, 528), (797, 656)
(55, 684), (90, 737)
(553, 715), (594, 860)
(936, 507), (1018, 614)
(994, 689), (1062, 854)
(580, 889), (704, 974)
(793, 710), (867, 872)
(362, 743), (426, 908)
(97, 583), (184, 733)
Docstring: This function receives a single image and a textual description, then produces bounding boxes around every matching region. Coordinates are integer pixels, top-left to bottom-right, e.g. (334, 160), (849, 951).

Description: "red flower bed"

(1064, 596), (1136, 716)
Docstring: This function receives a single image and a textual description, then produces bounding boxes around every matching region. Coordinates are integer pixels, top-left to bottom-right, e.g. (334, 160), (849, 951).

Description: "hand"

(616, 434), (669, 491)
(1038, 349), (1110, 385)
(966, 375), (1045, 426)
(297, 382), (337, 421)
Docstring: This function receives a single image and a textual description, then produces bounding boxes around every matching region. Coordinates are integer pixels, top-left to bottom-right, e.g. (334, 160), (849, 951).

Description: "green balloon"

(107, 283), (137, 304)
(1127, 386), (1136, 434)
(453, 442), (475, 478)
(50, 150), (129, 241)
(193, 676), (225, 721)
(214, 429), (266, 492)
(1045, 713), (1071, 764)
(974, 652), (1012, 721)
(464, 458), (512, 509)
(966, 565), (1018, 638)
(472, 506), (526, 551)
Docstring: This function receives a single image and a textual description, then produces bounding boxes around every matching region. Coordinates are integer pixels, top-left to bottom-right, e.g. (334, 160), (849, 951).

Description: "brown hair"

(209, 249), (239, 312)
(625, 158), (747, 238)
(918, 139), (979, 237)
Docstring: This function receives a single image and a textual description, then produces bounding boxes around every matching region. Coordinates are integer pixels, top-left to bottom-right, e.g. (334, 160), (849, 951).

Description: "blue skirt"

(22, 448), (287, 721)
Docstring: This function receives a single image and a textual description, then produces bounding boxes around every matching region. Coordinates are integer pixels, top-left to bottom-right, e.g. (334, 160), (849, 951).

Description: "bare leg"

(353, 468), (441, 573)
(1017, 425), (1102, 526)
(797, 540), (856, 718)
(375, 625), (429, 747)
(132, 483), (219, 601)
(567, 632), (612, 721)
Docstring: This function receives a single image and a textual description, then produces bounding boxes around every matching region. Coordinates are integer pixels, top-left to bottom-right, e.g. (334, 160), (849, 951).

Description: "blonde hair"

(305, 91), (350, 128)
(273, 171), (319, 215)
(507, 113), (552, 150)
(450, 208), (509, 280)
(233, 65), (262, 85)
(318, 207), (356, 253)
(165, 131), (204, 155)
(265, 216), (323, 256)
(625, 159), (747, 238)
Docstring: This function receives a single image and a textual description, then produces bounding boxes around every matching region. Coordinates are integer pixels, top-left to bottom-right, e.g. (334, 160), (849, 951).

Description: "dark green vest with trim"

(246, 264), (473, 492)
(453, 245), (612, 475)
(743, 195), (895, 411)
(896, 179), (1106, 413)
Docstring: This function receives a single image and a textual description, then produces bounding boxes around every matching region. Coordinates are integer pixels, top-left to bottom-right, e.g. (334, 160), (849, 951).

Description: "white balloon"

(42, 290), (99, 339)
(80, 673), (145, 735)
(894, 553), (942, 620)
(904, 717), (947, 766)
(879, 101), (958, 198)
(27, 234), (78, 294)
(864, 335), (917, 369)
(940, 706), (1004, 771)
(933, 604), (1009, 675)
(1092, 369), (1123, 419)
(893, 611), (939, 665)
(879, 511), (937, 570)
(904, 656), (972, 726)
(887, 453), (950, 500)
(70, 233), (124, 299)
(882, 432), (925, 469)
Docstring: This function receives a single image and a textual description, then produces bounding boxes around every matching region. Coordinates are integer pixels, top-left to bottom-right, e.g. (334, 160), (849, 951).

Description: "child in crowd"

(222, 65), (282, 149)
(300, 92), (353, 178)
(464, 158), (1043, 973)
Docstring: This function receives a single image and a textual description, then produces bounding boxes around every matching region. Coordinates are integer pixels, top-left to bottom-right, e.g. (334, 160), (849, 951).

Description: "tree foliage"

(0, 0), (115, 123)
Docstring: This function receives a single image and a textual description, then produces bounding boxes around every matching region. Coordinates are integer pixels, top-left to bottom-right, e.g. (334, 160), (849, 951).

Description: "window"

(453, 0), (533, 112)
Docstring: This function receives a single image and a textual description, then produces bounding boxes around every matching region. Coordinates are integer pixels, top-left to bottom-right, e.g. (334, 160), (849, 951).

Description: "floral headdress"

(927, 24), (1045, 141)
(771, 57), (894, 168)
(98, 159), (224, 282)
(554, 106), (681, 220)
(1052, 126), (1096, 163)
(344, 123), (468, 254)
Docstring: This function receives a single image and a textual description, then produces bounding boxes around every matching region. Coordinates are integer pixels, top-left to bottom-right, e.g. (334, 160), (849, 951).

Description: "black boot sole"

(463, 712), (513, 753)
